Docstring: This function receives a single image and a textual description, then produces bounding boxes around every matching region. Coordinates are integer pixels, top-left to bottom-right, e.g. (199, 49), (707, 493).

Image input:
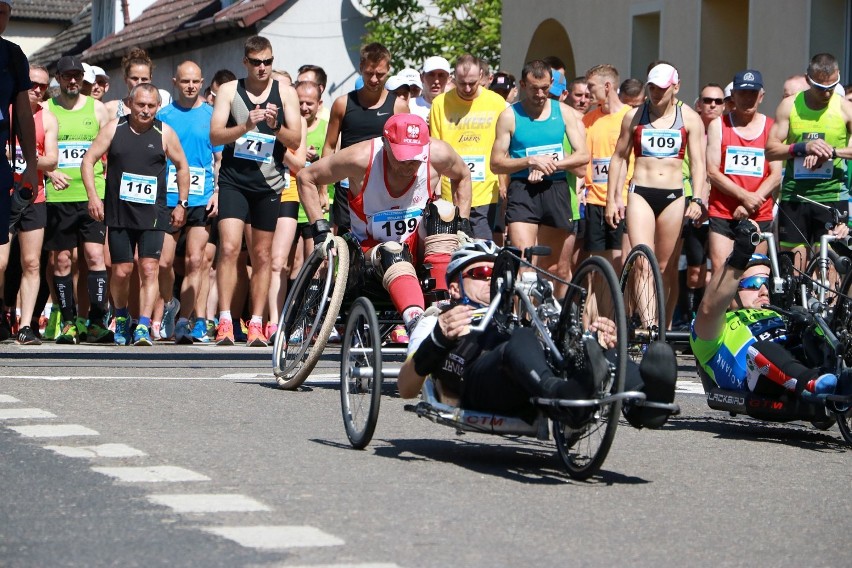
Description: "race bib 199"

(167, 165), (206, 195)
(462, 155), (486, 182)
(640, 129), (682, 158)
(119, 172), (157, 205)
(591, 157), (610, 184)
(234, 132), (274, 164)
(371, 208), (422, 242)
(724, 146), (765, 177)
(57, 141), (90, 168)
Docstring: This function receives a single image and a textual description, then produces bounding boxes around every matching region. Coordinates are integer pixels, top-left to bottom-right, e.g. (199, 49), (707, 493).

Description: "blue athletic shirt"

(157, 102), (223, 208)
(508, 99), (567, 182)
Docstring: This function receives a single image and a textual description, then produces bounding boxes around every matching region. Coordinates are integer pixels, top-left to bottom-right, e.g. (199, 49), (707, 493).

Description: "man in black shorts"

(82, 83), (190, 346)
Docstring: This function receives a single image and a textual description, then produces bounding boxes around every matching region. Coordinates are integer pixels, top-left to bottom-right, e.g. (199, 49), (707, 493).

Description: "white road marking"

(91, 466), (210, 483)
(0, 408), (56, 420)
(43, 443), (147, 458)
(676, 381), (706, 395)
(0, 394), (21, 403)
(9, 424), (99, 437)
(202, 525), (345, 549)
(278, 565), (400, 568)
(147, 493), (271, 513)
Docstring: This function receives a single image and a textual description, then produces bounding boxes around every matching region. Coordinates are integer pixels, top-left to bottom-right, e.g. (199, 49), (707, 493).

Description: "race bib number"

(57, 141), (90, 168)
(167, 165), (206, 195)
(591, 157), (610, 184)
(793, 157), (833, 180)
(724, 146), (765, 177)
(462, 155), (486, 182)
(371, 208), (422, 241)
(13, 148), (26, 175)
(119, 172), (157, 205)
(234, 132), (274, 164)
(525, 143), (564, 162)
(640, 129), (682, 158)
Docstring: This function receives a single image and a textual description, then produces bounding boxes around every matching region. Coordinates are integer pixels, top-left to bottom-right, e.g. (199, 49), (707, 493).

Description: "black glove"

(310, 219), (334, 258)
(727, 220), (758, 271)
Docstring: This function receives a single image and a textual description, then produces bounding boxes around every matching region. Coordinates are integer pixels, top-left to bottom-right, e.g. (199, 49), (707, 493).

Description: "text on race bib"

(591, 157), (610, 184)
(167, 165), (206, 195)
(57, 141), (91, 168)
(462, 155), (486, 182)
(371, 208), (422, 242)
(13, 148), (26, 175)
(639, 129), (682, 158)
(724, 146), (765, 178)
(119, 172), (158, 205)
(234, 132), (275, 164)
(793, 157), (833, 180)
(525, 143), (564, 162)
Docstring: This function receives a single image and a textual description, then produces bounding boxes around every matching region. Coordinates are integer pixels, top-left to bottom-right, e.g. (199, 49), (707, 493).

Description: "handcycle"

(620, 244), (666, 363)
(697, 230), (852, 444)
(339, 246), (680, 480)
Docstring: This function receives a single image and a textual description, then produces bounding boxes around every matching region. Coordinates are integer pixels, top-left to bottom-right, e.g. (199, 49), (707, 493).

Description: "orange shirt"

(583, 105), (633, 206)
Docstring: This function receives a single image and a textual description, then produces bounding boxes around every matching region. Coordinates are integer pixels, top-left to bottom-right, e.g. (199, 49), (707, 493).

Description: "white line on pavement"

(0, 373), (342, 383)
(8, 424), (99, 437)
(676, 381), (705, 395)
(0, 408), (56, 420)
(147, 493), (271, 513)
(43, 443), (147, 458)
(91, 466), (211, 483)
(277, 565), (401, 568)
(202, 525), (345, 550)
(0, 394), (21, 403)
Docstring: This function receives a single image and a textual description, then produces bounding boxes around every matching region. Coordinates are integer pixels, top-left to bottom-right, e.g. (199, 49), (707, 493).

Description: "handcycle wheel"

(553, 256), (627, 480)
(835, 409), (852, 445)
(804, 250), (845, 320)
(272, 236), (349, 390)
(831, 269), (852, 365)
(340, 296), (382, 449)
(620, 244), (666, 363)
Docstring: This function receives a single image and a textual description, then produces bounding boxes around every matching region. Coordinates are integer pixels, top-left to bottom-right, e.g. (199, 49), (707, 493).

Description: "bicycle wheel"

(805, 250), (844, 320)
(833, 270), (852, 365)
(620, 244), (666, 363)
(340, 297), (382, 449)
(272, 236), (349, 390)
(835, 409), (852, 445)
(553, 256), (628, 480)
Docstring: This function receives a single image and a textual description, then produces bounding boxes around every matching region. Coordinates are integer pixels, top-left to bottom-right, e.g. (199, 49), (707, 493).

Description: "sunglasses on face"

(808, 75), (840, 92)
(247, 57), (274, 67)
(738, 275), (770, 291)
(702, 97), (724, 105)
(462, 265), (493, 281)
(95, 79), (108, 86)
(60, 72), (83, 81)
(30, 82), (49, 91)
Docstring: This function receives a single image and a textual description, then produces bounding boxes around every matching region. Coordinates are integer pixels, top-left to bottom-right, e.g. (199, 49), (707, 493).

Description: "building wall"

(4, 21), (66, 57)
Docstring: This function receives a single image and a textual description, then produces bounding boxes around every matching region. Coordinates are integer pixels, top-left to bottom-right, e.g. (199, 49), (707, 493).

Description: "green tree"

(363, 0), (502, 71)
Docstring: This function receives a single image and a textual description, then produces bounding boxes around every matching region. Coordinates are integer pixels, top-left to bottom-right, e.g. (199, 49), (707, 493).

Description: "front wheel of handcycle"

(620, 244), (666, 363)
(340, 296), (382, 449)
(553, 256), (628, 480)
(272, 236), (349, 389)
(834, 407), (852, 445)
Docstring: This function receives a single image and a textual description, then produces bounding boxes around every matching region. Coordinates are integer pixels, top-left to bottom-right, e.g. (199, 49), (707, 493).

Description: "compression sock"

(87, 270), (108, 325)
(387, 275), (425, 314)
(53, 273), (76, 322)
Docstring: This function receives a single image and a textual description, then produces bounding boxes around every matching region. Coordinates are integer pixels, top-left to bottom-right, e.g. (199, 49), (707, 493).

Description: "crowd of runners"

(2, 23), (852, 348)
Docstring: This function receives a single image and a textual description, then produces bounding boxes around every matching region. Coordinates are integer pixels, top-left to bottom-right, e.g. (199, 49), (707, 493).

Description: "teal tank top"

(508, 99), (567, 181)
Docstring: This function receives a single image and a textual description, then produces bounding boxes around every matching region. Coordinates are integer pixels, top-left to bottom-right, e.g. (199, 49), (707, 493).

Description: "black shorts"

(44, 201), (107, 250)
(682, 223), (708, 266)
(168, 205), (209, 233)
(12, 201), (47, 233)
(332, 181), (350, 230)
(584, 203), (624, 252)
(778, 199), (846, 247)
(709, 217), (773, 240)
(469, 202), (503, 239)
(217, 183), (280, 232)
(108, 227), (166, 263)
(505, 178), (572, 229)
(279, 200), (299, 219)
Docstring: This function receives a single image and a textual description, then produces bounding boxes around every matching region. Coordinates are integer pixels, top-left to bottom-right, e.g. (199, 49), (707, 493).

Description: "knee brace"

(424, 199), (459, 236)
(368, 242), (417, 289)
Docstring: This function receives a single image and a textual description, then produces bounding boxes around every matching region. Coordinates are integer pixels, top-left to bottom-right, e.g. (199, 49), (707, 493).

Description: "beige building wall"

(503, 0), (851, 112)
(4, 21), (65, 58)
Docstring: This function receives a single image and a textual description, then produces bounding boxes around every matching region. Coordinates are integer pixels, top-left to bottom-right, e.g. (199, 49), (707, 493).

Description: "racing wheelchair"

(338, 246), (680, 480)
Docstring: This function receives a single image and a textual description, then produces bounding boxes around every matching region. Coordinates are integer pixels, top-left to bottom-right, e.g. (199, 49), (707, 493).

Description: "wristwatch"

(178, 199), (189, 209)
(691, 197), (705, 208)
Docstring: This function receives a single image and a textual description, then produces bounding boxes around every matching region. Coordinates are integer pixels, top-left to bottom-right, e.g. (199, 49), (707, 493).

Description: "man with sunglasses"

(766, 53), (852, 271)
(691, 221), (843, 399)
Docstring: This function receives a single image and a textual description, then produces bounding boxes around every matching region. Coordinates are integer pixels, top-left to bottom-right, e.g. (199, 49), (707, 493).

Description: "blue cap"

(355, 75), (364, 90)
(549, 69), (567, 97)
(732, 69), (763, 91)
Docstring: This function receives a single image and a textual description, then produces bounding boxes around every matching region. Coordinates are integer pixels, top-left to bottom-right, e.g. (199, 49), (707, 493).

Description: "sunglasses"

(462, 265), (493, 281)
(95, 78), (108, 86)
(738, 275), (770, 291)
(808, 75), (840, 92)
(702, 97), (724, 105)
(60, 72), (83, 81)
(30, 82), (49, 91)
(247, 57), (274, 67)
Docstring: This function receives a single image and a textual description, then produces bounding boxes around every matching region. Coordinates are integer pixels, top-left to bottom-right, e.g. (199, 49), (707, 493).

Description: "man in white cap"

(410, 56), (451, 122)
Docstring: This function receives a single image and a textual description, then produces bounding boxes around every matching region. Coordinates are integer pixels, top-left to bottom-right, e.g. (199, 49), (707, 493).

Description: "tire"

(272, 236), (349, 389)
(805, 250), (844, 321)
(340, 296), (383, 449)
(831, 269), (852, 366)
(620, 244), (666, 364)
(835, 409), (852, 446)
(553, 256), (628, 480)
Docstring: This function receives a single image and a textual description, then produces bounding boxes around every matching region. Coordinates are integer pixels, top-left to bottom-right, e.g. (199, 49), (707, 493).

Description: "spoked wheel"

(831, 269), (852, 365)
(273, 236), (349, 389)
(553, 256), (627, 480)
(835, 409), (852, 445)
(805, 250), (845, 321)
(620, 244), (665, 363)
(340, 297), (382, 449)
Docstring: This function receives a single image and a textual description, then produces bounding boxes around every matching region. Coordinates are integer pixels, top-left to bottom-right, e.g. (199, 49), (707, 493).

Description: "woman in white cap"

(605, 61), (708, 326)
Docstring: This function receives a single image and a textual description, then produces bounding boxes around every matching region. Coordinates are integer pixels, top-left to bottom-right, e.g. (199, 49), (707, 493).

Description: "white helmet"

(446, 240), (500, 281)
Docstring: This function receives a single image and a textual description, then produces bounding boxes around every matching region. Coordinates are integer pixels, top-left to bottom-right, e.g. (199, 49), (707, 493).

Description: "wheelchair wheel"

(835, 410), (852, 445)
(273, 236), (349, 390)
(620, 244), (666, 363)
(553, 256), (627, 480)
(805, 250), (845, 319)
(340, 296), (382, 449)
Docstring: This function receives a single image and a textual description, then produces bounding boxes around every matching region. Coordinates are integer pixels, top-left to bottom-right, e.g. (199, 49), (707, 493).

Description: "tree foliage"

(363, 0), (502, 71)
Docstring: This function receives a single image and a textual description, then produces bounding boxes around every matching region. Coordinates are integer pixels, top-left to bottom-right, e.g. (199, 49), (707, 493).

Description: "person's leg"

(158, 229), (179, 337)
(653, 197), (687, 327)
(180, 225), (210, 318)
(748, 340), (835, 396)
(247, 225), (275, 344)
(268, 216), (298, 326)
(16, 228), (43, 335)
(81, 241), (109, 339)
(215, 218), (245, 318)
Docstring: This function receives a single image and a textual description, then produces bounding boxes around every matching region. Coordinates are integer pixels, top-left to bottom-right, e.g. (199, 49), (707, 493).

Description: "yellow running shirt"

(429, 88), (507, 207)
(583, 104), (633, 206)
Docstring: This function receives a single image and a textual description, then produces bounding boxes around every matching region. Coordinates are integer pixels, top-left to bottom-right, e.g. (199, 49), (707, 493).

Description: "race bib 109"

(640, 129), (682, 158)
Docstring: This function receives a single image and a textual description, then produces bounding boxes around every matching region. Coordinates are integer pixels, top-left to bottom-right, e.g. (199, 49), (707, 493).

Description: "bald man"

(156, 60), (223, 343)
(782, 74), (809, 98)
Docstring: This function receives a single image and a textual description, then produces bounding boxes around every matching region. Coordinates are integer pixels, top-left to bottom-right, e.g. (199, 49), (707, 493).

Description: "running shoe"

(247, 321), (268, 347)
(87, 322), (114, 344)
(44, 306), (61, 340)
(162, 298), (180, 340)
(16, 326), (41, 345)
(389, 324), (409, 344)
(191, 318), (210, 343)
(132, 324), (154, 346)
(174, 319), (193, 345)
(114, 316), (130, 346)
(216, 319), (235, 346)
(234, 319), (248, 343)
(288, 326), (304, 345)
(55, 320), (79, 345)
(264, 322), (278, 344)
(74, 316), (89, 342)
(328, 326), (342, 344)
(206, 318), (216, 340)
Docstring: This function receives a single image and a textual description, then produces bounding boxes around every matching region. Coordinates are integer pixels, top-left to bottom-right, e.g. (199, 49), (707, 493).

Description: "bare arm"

(297, 140), (371, 223)
(321, 95), (347, 158)
(209, 81), (268, 146)
(430, 139), (472, 217)
(275, 82), (302, 151)
(605, 107), (637, 227)
(93, 99), (111, 128)
(683, 107), (707, 203)
(14, 91), (38, 191)
(282, 117), (309, 174)
(38, 109), (59, 172)
(559, 105), (590, 172)
(162, 123), (189, 228)
(764, 97), (793, 161)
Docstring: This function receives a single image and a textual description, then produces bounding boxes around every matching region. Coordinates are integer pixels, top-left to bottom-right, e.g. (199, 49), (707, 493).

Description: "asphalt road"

(1, 342), (850, 567)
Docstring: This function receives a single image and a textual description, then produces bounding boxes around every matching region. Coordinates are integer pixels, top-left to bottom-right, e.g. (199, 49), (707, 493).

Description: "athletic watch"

(178, 199), (189, 209)
(691, 197), (705, 208)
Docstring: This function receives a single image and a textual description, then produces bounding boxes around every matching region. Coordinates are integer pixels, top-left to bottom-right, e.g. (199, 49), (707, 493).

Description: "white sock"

(250, 315), (263, 325)
(219, 310), (232, 322)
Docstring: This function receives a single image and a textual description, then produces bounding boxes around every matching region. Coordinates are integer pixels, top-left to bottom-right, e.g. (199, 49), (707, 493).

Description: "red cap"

(383, 114), (430, 162)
